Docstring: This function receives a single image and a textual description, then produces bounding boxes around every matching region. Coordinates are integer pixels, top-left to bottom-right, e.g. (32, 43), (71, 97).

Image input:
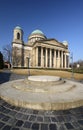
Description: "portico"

(35, 46), (69, 69)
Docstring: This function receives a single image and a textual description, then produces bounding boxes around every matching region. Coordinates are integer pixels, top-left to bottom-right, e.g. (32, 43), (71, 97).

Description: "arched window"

(17, 33), (20, 39)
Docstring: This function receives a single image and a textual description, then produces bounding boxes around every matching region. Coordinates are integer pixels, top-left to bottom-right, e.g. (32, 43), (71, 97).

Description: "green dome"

(15, 26), (22, 30)
(31, 29), (44, 35)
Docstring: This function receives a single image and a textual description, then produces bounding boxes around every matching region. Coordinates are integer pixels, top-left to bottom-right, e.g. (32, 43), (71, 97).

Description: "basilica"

(12, 26), (69, 69)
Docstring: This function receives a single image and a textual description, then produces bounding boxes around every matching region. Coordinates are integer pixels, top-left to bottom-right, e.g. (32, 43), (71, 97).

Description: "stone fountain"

(0, 75), (83, 110)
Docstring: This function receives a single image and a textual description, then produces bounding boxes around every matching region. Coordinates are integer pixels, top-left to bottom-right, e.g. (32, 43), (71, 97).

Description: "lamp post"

(27, 55), (30, 76)
(70, 52), (74, 79)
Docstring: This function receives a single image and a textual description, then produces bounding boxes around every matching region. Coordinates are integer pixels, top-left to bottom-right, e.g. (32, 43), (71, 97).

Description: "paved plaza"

(0, 70), (83, 130)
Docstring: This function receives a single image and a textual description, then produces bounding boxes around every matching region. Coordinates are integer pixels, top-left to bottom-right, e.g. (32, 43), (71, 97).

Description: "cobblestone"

(0, 70), (83, 130)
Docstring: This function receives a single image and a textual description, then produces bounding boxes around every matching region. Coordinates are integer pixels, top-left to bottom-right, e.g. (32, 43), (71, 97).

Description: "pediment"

(32, 39), (66, 49)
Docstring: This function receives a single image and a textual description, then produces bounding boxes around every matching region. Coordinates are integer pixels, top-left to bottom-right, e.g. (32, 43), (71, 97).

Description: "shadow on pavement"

(0, 71), (11, 84)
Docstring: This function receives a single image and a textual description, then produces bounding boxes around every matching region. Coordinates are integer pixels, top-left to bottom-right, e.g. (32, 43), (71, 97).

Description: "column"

(66, 54), (69, 68)
(41, 47), (43, 67)
(64, 53), (66, 68)
(45, 48), (48, 67)
(54, 50), (56, 68)
(61, 51), (63, 68)
(50, 49), (52, 67)
(57, 50), (60, 68)
(67, 55), (69, 68)
(32, 49), (35, 67)
(36, 47), (38, 67)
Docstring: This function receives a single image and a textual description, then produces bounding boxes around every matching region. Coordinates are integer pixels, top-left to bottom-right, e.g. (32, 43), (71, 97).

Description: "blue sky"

(0, 0), (83, 62)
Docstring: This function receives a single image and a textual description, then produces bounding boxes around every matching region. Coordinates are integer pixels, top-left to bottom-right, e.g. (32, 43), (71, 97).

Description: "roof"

(31, 29), (44, 35)
(15, 26), (22, 30)
(32, 39), (67, 49)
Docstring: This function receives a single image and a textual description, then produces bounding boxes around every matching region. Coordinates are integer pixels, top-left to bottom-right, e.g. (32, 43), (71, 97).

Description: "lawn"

(11, 69), (83, 81)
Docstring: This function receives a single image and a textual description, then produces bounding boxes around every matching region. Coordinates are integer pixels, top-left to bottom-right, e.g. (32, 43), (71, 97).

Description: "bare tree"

(12, 47), (22, 67)
(77, 59), (83, 67)
(3, 44), (12, 63)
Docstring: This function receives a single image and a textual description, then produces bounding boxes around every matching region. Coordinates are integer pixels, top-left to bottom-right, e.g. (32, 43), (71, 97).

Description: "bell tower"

(12, 26), (24, 67)
(13, 26), (23, 44)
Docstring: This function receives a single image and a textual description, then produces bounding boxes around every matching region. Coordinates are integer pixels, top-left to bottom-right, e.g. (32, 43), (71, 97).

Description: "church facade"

(12, 26), (70, 69)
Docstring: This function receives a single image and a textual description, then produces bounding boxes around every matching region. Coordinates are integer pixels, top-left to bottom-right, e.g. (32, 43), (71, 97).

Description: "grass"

(11, 69), (83, 81)
(68, 67), (83, 74)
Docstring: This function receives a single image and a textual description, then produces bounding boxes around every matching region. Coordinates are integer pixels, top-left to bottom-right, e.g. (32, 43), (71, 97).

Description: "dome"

(63, 41), (68, 46)
(15, 26), (22, 30)
(31, 29), (44, 35)
(28, 29), (47, 44)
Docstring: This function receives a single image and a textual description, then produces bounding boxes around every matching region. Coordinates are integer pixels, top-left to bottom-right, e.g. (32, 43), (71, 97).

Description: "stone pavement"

(0, 70), (83, 130)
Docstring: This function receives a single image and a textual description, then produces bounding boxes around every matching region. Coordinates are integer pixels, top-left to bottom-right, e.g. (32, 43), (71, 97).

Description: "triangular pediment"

(32, 39), (67, 49)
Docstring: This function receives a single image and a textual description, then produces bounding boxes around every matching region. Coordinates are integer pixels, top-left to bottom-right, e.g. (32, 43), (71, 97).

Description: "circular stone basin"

(0, 75), (83, 110)
(28, 75), (60, 82)
(12, 78), (75, 93)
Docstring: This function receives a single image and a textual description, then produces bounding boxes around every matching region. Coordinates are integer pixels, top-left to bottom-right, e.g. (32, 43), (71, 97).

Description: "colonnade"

(35, 46), (69, 68)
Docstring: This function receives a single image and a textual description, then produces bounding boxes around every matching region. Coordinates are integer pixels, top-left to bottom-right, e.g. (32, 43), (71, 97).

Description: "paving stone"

(70, 115), (77, 122)
(2, 115), (10, 122)
(41, 123), (48, 130)
(73, 107), (83, 114)
(45, 110), (54, 116)
(17, 114), (25, 120)
(20, 108), (27, 113)
(38, 110), (45, 115)
(63, 110), (71, 115)
(79, 107), (83, 114)
(64, 115), (72, 122)
(0, 106), (6, 112)
(14, 107), (21, 112)
(11, 128), (20, 130)
(78, 120), (83, 126)
(37, 116), (43, 122)
(32, 123), (39, 130)
(25, 109), (33, 114)
(6, 104), (15, 110)
(53, 110), (64, 115)
(49, 123), (57, 130)
(0, 121), (5, 128)
(57, 115), (65, 122)
(2, 102), (8, 107)
(8, 117), (18, 125)
(2, 125), (11, 130)
(21, 114), (29, 120)
(29, 115), (36, 122)
(0, 105), (3, 110)
(65, 123), (74, 129)
(76, 114), (83, 120)
(33, 110), (39, 114)
(0, 113), (5, 119)
(3, 108), (11, 114)
(80, 128), (83, 130)
(23, 121), (32, 128)
(9, 110), (17, 116)
(58, 124), (67, 130)
(15, 120), (24, 127)
(44, 116), (51, 123)
(51, 117), (58, 122)
(15, 112), (23, 119)
(71, 121), (80, 129)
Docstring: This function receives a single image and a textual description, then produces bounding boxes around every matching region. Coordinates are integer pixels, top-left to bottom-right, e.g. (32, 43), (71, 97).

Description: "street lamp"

(70, 52), (74, 79)
(27, 55), (30, 76)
